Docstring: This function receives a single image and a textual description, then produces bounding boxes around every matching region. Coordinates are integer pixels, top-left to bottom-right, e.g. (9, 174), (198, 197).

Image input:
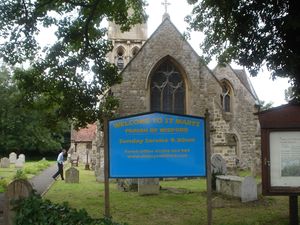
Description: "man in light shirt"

(52, 149), (67, 180)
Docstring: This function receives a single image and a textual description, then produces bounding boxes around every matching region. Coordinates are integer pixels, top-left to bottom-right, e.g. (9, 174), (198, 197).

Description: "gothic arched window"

(150, 59), (185, 114)
(220, 81), (232, 112)
(132, 46), (139, 57)
(116, 46), (125, 70)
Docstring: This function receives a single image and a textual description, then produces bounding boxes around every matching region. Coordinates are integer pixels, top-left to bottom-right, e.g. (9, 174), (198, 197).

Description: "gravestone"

(211, 153), (227, 175)
(138, 178), (160, 195)
(9, 152), (17, 164)
(15, 158), (24, 168)
(18, 154), (25, 163)
(241, 176), (258, 202)
(0, 157), (10, 168)
(65, 167), (79, 183)
(3, 179), (33, 225)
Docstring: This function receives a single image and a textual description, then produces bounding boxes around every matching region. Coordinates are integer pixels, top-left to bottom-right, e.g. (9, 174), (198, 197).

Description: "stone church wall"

(111, 19), (260, 170)
(212, 66), (260, 169)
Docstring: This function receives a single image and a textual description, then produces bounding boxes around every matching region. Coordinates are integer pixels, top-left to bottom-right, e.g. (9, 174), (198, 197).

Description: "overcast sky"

(145, 0), (291, 106)
(36, 1), (291, 107)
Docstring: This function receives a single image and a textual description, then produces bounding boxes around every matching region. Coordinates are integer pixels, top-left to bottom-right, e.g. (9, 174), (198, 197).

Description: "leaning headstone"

(211, 153), (227, 175)
(18, 154), (25, 163)
(15, 158), (24, 168)
(3, 179), (33, 225)
(9, 152), (17, 164)
(0, 157), (10, 168)
(241, 176), (257, 202)
(65, 167), (79, 183)
(138, 178), (160, 195)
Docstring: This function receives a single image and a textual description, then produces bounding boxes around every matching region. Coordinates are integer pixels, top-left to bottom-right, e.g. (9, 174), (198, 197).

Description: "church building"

(105, 11), (261, 171)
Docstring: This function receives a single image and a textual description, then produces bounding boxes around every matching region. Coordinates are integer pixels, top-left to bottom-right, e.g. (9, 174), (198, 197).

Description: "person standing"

(52, 149), (66, 180)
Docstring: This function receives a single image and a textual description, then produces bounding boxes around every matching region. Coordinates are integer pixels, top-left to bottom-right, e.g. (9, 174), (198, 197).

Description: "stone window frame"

(220, 79), (234, 113)
(225, 132), (241, 166)
(148, 56), (187, 114)
(86, 142), (92, 149)
(115, 45), (126, 70)
(131, 46), (139, 57)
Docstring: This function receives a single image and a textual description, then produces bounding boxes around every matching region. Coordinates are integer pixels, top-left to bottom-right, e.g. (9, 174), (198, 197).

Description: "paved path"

(29, 163), (57, 195)
(0, 163), (58, 222)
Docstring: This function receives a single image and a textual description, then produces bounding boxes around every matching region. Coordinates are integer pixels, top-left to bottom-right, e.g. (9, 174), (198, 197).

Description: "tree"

(0, 0), (147, 128)
(284, 86), (293, 102)
(258, 100), (274, 111)
(185, 0), (300, 102)
(0, 65), (70, 155)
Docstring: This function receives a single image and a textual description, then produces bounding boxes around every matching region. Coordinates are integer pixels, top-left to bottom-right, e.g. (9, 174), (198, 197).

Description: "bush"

(13, 194), (128, 225)
(0, 178), (8, 192)
(13, 169), (28, 180)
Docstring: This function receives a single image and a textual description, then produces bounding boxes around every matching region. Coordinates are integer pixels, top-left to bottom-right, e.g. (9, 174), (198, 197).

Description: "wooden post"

(103, 117), (110, 218)
(289, 195), (298, 225)
(205, 109), (212, 225)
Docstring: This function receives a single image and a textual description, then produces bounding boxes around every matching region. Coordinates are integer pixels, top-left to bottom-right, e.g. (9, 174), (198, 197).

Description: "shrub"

(13, 169), (28, 180)
(0, 178), (8, 192)
(13, 194), (128, 225)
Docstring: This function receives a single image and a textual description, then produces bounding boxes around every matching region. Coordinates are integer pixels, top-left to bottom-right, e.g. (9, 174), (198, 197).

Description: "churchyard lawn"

(0, 159), (52, 193)
(44, 166), (295, 225)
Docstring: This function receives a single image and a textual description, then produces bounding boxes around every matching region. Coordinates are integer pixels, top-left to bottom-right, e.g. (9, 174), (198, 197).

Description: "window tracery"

(150, 59), (185, 114)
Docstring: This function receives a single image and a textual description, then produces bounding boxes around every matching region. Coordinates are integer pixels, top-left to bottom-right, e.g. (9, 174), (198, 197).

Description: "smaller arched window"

(132, 46), (139, 57)
(116, 46), (125, 70)
(220, 81), (233, 112)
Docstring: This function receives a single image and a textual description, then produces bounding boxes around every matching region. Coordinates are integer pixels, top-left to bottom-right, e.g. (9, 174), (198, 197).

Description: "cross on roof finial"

(162, 0), (171, 14)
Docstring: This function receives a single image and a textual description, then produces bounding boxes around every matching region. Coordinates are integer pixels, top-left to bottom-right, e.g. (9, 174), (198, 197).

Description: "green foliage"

(258, 100), (274, 111)
(0, 65), (70, 154)
(0, 178), (8, 192)
(13, 194), (127, 225)
(13, 169), (28, 180)
(0, 0), (147, 128)
(186, 0), (300, 101)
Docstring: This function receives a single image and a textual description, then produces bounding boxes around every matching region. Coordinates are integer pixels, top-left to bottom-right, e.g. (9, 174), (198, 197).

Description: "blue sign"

(108, 112), (206, 178)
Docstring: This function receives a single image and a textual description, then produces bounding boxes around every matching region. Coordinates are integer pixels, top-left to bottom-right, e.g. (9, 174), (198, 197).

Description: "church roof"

(71, 123), (97, 142)
(233, 69), (259, 100)
(120, 16), (219, 83)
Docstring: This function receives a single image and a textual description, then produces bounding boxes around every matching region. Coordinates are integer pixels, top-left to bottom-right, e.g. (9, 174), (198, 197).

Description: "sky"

(145, 0), (291, 106)
(36, 1), (291, 107)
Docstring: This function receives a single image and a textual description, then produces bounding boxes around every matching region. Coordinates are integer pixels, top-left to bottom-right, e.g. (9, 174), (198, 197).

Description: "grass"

(0, 159), (53, 192)
(44, 165), (295, 225)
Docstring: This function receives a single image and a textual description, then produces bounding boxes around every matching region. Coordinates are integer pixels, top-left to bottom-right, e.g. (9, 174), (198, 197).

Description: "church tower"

(107, 14), (148, 71)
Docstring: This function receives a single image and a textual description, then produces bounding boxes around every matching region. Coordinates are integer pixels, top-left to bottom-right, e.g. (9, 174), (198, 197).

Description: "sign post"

(289, 195), (298, 225)
(205, 109), (212, 225)
(103, 117), (110, 218)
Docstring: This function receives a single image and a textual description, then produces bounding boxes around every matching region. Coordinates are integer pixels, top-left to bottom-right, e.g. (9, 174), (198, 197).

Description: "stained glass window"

(150, 59), (185, 114)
